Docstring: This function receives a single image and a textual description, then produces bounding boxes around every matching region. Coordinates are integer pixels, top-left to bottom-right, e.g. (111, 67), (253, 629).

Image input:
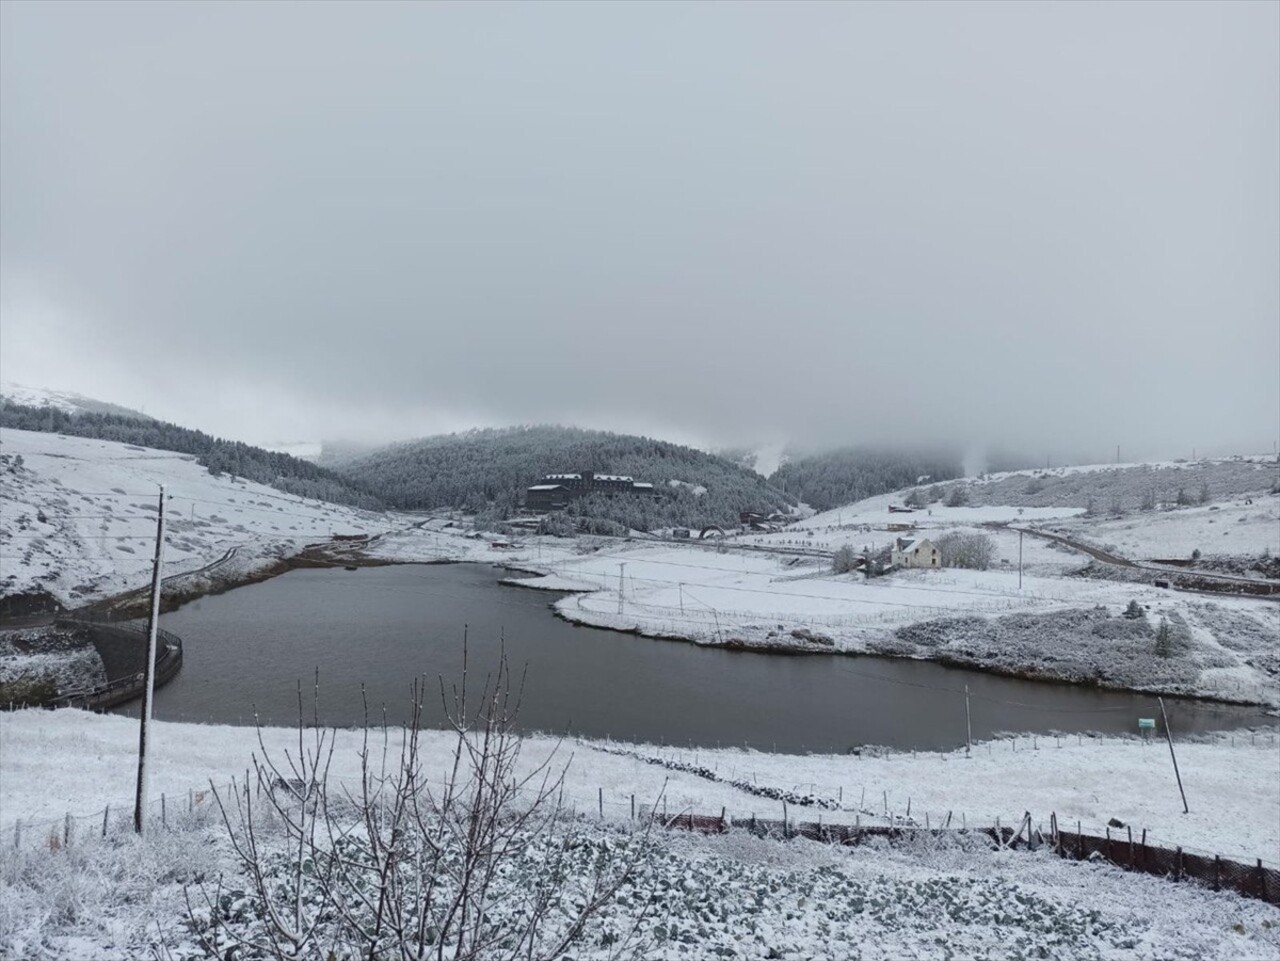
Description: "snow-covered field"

(1057, 500), (1280, 562)
(7, 710), (1275, 867)
(1, 710), (1277, 959)
(499, 540), (1280, 705)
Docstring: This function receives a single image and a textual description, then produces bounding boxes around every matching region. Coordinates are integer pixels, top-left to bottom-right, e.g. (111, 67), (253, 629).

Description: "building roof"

(545, 473), (581, 480)
(527, 484), (567, 491)
(632, 482), (654, 489)
(595, 474), (633, 482)
(897, 537), (938, 554)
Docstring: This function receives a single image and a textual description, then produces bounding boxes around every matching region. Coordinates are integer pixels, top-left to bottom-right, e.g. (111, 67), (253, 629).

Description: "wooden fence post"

(1176, 847), (1184, 882)
(598, 787), (603, 819)
(630, 795), (635, 821)
(64, 813), (72, 848)
(14, 818), (21, 850)
(1127, 826), (1134, 869)
(1214, 855), (1221, 891)
(102, 805), (110, 838)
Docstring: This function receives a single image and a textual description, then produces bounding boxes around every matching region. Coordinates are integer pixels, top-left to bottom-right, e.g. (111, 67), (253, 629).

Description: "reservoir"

(121, 563), (1275, 753)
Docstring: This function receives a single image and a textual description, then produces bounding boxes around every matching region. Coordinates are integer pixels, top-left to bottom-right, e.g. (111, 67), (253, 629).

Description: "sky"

(1, 1), (1277, 463)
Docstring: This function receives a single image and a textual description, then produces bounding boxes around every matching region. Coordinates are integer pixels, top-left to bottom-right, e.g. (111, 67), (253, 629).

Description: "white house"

(891, 536), (940, 569)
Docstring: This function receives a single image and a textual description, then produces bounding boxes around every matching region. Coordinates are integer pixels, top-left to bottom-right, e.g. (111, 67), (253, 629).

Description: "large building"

(524, 471), (656, 511)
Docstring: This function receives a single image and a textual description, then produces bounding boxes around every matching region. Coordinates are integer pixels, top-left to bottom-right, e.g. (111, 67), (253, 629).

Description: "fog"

(2, 1), (1276, 464)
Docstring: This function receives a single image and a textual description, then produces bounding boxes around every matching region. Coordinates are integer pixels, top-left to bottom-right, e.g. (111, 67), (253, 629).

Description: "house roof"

(545, 473), (581, 480)
(632, 482), (654, 489)
(897, 537), (937, 554)
(528, 484), (566, 491)
(595, 474), (633, 482)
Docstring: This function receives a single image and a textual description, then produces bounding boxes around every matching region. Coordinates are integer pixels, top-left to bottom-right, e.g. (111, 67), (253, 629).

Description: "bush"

(0, 676), (58, 708)
(944, 485), (969, 508)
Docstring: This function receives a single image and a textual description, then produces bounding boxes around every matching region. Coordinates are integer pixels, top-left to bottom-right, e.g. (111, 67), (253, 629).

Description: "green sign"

(1138, 718), (1156, 730)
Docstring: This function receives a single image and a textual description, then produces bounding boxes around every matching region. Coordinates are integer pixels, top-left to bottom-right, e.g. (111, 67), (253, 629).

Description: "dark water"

(119, 563), (1275, 753)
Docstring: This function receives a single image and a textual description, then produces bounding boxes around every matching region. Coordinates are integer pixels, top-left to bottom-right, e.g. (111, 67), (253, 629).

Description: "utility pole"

(617, 562), (626, 615)
(964, 684), (972, 757)
(1158, 696), (1189, 814)
(134, 485), (166, 834)
(1018, 530), (1023, 591)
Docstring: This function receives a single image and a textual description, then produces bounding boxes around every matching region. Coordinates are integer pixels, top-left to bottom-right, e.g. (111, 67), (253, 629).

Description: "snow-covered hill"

(0, 428), (393, 609)
(0, 382), (153, 421)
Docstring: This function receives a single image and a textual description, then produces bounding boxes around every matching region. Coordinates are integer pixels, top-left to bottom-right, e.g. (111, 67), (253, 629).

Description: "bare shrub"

(186, 655), (658, 960)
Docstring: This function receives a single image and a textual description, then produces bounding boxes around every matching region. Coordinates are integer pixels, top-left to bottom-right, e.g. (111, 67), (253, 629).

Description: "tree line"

(769, 446), (963, 511)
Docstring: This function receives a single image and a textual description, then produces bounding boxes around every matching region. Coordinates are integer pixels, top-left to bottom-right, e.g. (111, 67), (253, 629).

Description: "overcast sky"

(1, 1), (1276, 462)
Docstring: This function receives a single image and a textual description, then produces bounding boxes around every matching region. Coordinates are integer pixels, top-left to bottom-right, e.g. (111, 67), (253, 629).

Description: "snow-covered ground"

(5, 709), (1275, 864)
(1, 709), (1277, 960)
(1057, 499), (1280, 562)
(499, 539), (1280, 705)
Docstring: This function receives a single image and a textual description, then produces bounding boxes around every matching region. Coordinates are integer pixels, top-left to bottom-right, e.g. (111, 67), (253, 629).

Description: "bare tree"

(186, 651), (659, 960)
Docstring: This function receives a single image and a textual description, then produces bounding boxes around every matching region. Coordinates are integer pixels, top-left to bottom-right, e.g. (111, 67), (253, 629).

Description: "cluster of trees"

(933, 531), (996, 570)
(341, 425), (794, 529)
(904, 482), (970, 508)
(0, 402), (382, 509)
(770, 447), (963, 512)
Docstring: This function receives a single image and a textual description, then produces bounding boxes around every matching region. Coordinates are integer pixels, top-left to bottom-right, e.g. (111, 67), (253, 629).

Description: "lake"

(118, 563), (1274, 753)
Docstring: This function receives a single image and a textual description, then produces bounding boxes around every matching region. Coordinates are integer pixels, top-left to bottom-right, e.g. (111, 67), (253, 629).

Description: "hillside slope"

(0, 401), (380, 509)
(339, 425), (795, 528)
(0, 428), (392, 612)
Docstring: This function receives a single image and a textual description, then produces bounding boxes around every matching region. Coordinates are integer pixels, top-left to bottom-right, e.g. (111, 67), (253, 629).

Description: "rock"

(1107, 817), (1126, 828)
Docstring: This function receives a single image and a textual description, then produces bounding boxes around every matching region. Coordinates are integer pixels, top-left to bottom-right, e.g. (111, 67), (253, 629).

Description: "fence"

(657, 810), (1280, 906)
(47, 618), (184, 710)
(8, 770), (1277, 909)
